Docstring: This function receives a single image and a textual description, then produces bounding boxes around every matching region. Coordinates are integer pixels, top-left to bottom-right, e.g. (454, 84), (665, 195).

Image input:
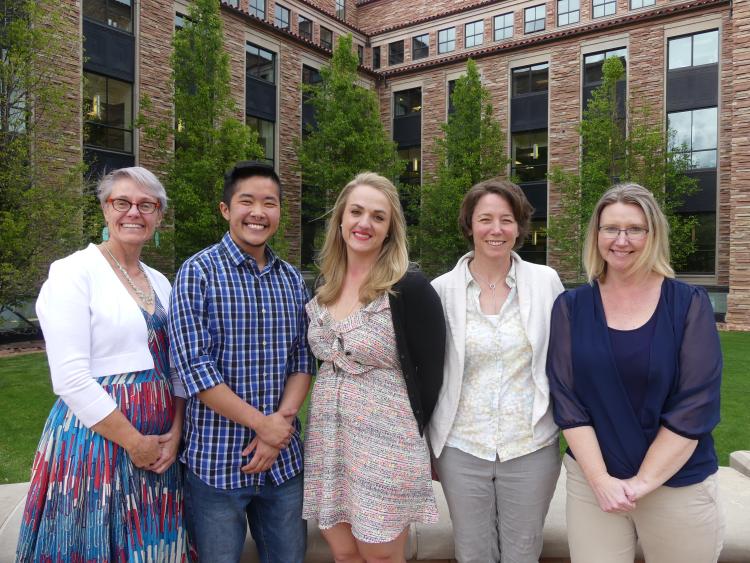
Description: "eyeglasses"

(107, 198), (161, 215)
(598, 226), (649, 240)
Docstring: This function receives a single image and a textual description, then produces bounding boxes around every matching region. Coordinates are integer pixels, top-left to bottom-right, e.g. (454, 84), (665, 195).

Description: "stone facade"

(53, 0), (749, 326)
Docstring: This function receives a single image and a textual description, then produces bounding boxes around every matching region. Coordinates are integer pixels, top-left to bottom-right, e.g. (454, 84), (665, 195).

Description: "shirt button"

(262, 308), (266, 313)
(262, 341), (267, 346)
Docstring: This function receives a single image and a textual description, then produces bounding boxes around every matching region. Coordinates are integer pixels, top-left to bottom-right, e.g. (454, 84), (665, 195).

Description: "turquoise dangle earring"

(102, 226), (109, 242)
(154, 230), (161, 248)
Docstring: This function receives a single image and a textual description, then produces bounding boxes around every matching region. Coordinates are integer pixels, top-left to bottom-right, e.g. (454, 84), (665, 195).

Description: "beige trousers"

(564, 455), (724, 563)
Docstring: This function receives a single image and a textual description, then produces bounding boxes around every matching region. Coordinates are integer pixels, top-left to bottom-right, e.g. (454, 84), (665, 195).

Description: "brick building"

(70, 0), (749, 326)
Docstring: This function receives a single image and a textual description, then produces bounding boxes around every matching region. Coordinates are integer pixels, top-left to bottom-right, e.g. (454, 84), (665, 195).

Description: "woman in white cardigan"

(430, 179), (564, 563)
(16, 167), (189, 562)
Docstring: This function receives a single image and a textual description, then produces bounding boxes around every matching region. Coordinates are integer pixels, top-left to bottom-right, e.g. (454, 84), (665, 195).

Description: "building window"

(494, 13), (514, 41)
(557, 0), (579, 26)
(246, 43), (275, 82)
(668, 30), (719, 69)
(592, 0), (615, 18)
(249, 0), (265, 19)
(668, 107), (718, 169)
(357, 45), (364, 64)
(372, 46), (381, 69)
(583, 47), (626, 85)
(274, 4), (290, 29)
(83, 0), (133, 32)
(681, 212), (716, 274)
(389, 40), (404, 65)
(83, 72), (133, 153)
(394, 88), (422, 117)
(512, 63), (549, 95)
(511, 130), (548, 182)
(336, 0), (346, 19)
(320, 27), (333, 50)
(224, 0), (239, 7)
(247, 116), (274, 165)
(412, 34), (429, 60)
(630, 0), (655, 8)
(465, 20), (484, 48)
(298, 15), (312, 41)
(447, 79), (457, 115)
(524, 5), (546, 33)
(438, 27), (456, 53)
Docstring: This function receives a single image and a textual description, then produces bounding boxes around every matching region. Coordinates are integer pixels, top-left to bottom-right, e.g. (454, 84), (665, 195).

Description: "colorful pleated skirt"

(15, 370), (190, 562)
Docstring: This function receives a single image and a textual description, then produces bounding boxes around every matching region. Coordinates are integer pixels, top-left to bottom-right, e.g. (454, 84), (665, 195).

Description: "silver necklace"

(470, 265), (504, 298)
(104, 244), (155, 307)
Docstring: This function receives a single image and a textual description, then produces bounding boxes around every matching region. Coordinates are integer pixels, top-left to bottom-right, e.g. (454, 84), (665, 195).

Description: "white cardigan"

(36, 243), (184, 428)
(428, 251), (564, 458)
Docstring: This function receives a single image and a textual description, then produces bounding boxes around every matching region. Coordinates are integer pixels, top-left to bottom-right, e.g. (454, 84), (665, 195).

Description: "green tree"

(0, 0), (87, 306)
(168, 0), (263, 263)
(296, 34), (402, 267)
(419, 59), (510, 275)
(548, 56), (697, 278)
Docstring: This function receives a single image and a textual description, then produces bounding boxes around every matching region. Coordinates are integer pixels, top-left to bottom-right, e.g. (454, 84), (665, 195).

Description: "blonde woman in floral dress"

(303, 172), (446, 563)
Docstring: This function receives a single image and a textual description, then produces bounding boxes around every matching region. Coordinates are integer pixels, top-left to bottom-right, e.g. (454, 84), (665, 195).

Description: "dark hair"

(222, 161), (282, 205)
(458, 178), (533, 250)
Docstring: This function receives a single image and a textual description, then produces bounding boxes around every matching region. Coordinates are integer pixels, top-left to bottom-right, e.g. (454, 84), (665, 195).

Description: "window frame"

(82, 0), (134, 32)
(493, 12), (514, 41)
(246, 116), (275, 166)
(438, 27), (456, 54)
(630, 0), (655, 8)
(511, 62), (549, 96)
(249, 0), (265, 19)
(557, 0), (580, 26)
(524, 4), (546, 34)
(592, 0), (616, 18)
(394, 87), (422, 118)
(465, 20), (484, 48)
(335, 0), (346, 19)
(389, 40), (404, 66)
(83, 71), (134, 154)
(320, 26), (333, 50)
(667, 29), (719, 70)
(298, 15), (312, 41)
(372, 46), (381, 69)
(412, 34), (429, 60)
(667, 107), (718, 169)
(246, 42), (276, 84)
(274, 4), (290, 29)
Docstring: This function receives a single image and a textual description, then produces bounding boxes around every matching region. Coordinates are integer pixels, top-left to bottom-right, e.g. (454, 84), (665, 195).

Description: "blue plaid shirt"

(169, 233), (314, 489)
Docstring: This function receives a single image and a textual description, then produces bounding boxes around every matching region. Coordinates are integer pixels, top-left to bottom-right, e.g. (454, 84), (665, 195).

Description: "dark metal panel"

(677, 169), (717, 213)
(246, 77), (276, 122)
(520, 180), (547, 218)
(510, 93), (548, 133)
(393, 114), (421, 148)
(83, 19), (135, 82)
(667, 65), (718, 112)
(84, 148), (135, 181)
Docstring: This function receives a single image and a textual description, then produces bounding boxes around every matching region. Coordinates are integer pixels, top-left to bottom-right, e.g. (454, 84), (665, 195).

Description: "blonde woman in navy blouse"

(547, 183), (724, 563)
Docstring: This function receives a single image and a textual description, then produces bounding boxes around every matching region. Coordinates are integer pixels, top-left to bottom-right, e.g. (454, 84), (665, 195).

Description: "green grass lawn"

(1, 331), (748, 484)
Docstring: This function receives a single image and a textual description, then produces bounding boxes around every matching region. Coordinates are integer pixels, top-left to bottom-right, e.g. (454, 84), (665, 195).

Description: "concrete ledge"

(729, 450), (750, 478)
(3, 462), (749, 562)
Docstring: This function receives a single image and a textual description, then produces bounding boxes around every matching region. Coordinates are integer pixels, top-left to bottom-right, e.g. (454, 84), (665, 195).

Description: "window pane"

(246, 44), (275, 82)
(108, 0), (132, 31)
(668, 110), (692, 150)
(106, 78), (132, 128)
(372, 46), (381, 68)
(336, 0), (346, 19)
(358, 45), (364, 64)
(84, 73), (108, 124)
(512, 130), (548, 182)
(438, 28), (455, 53)
(465, 20), (483, 47)
(249, 0), (265, 19)
(274, 5), (289, 29)
(531, 64), (549, 92)
(394, 88), (421, 117)
(389, 41), (404, 65)
(299, 16), (312, 41)
(494, 13), (513, 40)
(693, 30), (719, 66)
(668, 36), (692, 69)
(512, 67), (530, 95)
(320, 27), (333, 50)
(691, 107), (717, 151)
(247, 117), (275, 164)
(83, 0), (107, 25)
(412, 34), (429, 59)
(678, 212), (715, 274)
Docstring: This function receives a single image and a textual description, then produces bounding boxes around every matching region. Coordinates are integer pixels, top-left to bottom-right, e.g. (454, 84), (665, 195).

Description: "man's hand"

(254, 408), (296, 449)
(148, 429), (181, 474)
(127, 434), (161, 468)
(241, 437), (281, 474)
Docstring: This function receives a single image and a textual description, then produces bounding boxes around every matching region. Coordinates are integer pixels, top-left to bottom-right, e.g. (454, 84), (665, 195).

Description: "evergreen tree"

(420, 59), (510, 275)
(548, 56), (697, 278)
(0, 0), (86, 307)
(296, 34), (402, 267)
(168, 0), (263, 263)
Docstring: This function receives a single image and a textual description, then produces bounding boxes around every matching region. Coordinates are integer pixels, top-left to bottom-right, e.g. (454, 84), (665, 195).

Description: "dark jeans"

(185, 468), (306, 563)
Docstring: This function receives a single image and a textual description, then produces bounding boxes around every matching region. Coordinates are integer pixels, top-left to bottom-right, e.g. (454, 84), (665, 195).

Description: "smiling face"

(597, 201), (649, 275)
(340, 184), (392, 260)
(470, 193), (519, 262)
(220, 175), (280, 260)
(102, 177), (162, 248)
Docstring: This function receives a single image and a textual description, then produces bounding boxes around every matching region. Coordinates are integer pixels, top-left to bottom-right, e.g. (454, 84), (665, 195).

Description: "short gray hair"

(97, 167), (168, 212)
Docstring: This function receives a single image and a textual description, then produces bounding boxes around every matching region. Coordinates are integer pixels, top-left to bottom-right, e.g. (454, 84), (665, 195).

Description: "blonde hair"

(583, 182), (674, 283)
(316, 172), (409, 305)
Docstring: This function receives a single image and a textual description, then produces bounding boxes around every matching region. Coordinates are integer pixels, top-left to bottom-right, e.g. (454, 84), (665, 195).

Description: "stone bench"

(2, 453), (749, 562)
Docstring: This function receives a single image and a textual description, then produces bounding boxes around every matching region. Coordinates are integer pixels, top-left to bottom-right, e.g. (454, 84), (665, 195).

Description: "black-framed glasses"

(107, 197), (161, 215)
(598, 226), (649, 240)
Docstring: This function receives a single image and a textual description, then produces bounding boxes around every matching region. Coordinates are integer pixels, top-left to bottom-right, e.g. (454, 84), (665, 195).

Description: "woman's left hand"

(148, 429), (181, 474)
(623, 475), (655, 502)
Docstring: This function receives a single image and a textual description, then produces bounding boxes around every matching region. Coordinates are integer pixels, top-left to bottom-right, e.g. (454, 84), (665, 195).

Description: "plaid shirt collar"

(220, 232), (278, 272)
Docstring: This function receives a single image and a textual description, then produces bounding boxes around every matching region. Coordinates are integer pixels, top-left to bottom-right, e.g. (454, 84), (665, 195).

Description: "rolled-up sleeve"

(547, 293), (592, 429)
(36, 261), (117, 428)
(661, 288), (722, 439)
(168, 261), (224, 396)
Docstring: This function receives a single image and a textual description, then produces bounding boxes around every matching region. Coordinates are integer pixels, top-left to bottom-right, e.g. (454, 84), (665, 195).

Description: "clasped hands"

(590, 473), (654, 513)
(241, 407), (297, 474)
(127, 428), (181, 474)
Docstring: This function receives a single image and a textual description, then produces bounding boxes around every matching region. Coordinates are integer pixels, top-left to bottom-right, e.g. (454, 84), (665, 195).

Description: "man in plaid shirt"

(169, 161), (314, 563)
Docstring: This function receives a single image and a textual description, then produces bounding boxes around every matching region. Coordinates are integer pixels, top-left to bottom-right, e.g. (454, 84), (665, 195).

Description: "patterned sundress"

(303, 293), (439, 543)
(16, 297), (190, 562)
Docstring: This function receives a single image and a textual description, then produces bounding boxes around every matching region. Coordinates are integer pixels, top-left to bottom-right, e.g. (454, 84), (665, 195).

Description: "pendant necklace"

(104, 244), (155, 307)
